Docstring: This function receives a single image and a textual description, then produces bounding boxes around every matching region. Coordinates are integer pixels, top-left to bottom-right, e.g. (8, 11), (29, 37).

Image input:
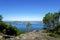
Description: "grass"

(48, 33), (60, 38)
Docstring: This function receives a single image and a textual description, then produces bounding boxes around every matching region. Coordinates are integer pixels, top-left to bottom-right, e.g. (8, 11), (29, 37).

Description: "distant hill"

(4, 21), (43, 24)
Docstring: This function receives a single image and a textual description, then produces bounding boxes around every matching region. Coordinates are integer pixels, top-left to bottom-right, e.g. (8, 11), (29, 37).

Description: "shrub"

(48, 33), (60, 38)
(0, 21), (25, 36)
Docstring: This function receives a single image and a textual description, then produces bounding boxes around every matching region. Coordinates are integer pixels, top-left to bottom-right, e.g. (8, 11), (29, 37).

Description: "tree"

(0, 15), (25, 36)
(0, 15), (3, 21)
(26, 22), (31, 32)
(43, 11), (60, 33)
(43, 12), (53, 31)
(53, 11), (60, 33)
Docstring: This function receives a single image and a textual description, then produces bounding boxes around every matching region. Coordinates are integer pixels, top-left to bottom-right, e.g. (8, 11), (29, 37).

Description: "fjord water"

(12, 23), (44, 31)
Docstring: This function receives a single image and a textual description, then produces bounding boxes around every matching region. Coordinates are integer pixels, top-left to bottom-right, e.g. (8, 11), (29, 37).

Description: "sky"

(0, 0), (60, 21)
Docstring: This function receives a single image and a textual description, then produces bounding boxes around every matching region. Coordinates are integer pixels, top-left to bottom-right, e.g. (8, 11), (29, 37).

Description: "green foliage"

(0, 15), (25, 36)
(0, 15), (3, 21)
(43, 11), (60, 38)
(43, 12), (53, 24)
(43, 12), (53, 31)
(18, 30), (25, 35)
(48, 33), (60, 38)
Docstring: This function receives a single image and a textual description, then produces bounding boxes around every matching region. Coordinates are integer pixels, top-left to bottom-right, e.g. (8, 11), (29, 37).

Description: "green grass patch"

(48, 33), (60, 38)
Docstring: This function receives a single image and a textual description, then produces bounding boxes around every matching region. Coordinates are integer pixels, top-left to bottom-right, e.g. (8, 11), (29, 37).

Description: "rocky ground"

(0, 30), (60, 40)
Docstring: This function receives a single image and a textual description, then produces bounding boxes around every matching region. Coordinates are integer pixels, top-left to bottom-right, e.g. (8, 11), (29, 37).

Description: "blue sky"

(0, 0), (60, 21)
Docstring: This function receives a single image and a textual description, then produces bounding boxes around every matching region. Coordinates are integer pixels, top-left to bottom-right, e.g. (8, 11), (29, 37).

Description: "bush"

(48, 33), (60, 38)
(0, 21), (25, 36)
(0, 15), (25, 36)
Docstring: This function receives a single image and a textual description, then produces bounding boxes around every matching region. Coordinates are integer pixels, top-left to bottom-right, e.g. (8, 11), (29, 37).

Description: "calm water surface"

(11, 23), (44, 31)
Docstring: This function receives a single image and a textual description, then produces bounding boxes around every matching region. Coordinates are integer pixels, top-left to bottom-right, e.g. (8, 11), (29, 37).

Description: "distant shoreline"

(4, 21), (43, 24)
